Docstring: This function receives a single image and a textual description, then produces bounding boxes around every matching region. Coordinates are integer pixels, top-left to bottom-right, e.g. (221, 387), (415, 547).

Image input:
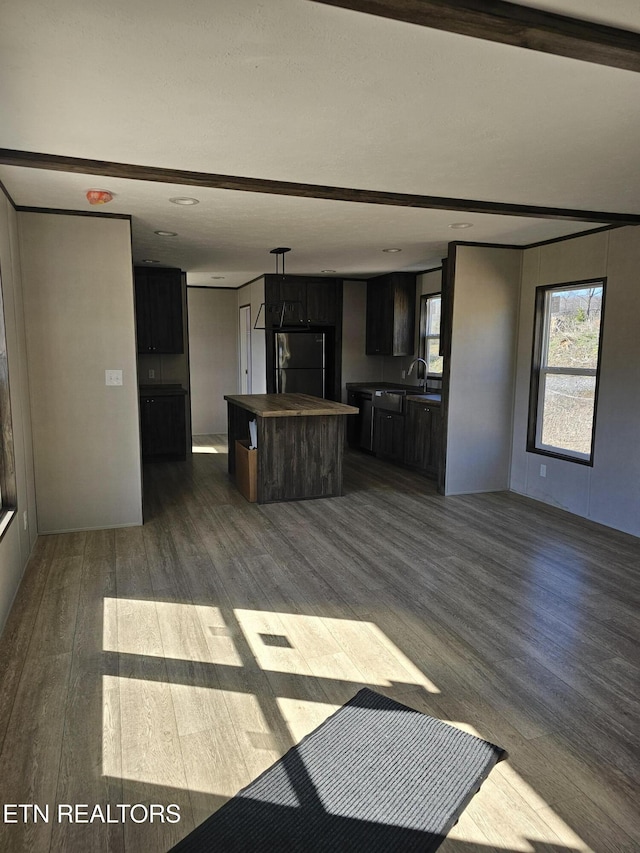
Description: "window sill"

(526, 446), (593, 467)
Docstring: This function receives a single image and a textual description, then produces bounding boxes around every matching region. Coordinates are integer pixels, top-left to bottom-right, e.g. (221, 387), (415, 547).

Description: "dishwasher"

(347, 390), (374, 451)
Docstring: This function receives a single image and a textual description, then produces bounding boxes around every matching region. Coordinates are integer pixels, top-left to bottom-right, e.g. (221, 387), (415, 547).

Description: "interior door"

(239, 304), (252, 394)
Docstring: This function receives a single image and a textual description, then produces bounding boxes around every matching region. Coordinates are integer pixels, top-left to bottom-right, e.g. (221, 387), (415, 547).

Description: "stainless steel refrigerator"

(275, 331), (326, 397)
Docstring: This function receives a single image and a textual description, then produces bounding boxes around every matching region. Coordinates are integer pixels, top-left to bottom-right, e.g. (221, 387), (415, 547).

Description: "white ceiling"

(1, 0), (639, 287)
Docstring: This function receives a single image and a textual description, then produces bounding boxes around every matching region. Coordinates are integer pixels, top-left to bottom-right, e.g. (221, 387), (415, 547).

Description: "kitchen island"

(225, 393), (358, 503)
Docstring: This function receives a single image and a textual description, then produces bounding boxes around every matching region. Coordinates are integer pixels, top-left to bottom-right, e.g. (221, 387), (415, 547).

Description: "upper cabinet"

(264, 275), (339, 326)
(366, 272), (416, 356)
(134, 267), (184, 354)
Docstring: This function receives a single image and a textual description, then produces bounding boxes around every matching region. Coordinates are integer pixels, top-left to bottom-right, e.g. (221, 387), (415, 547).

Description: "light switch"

(105, 369), (123, 386)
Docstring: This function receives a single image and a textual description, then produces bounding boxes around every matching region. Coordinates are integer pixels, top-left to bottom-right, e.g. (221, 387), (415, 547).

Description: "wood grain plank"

(0, 652), (71, 853)
(49, 683), (124, 853)
(0, 556), (50, 752)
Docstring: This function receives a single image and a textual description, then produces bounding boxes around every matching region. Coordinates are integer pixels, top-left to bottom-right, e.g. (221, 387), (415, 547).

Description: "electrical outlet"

(148, 368), (155, 379)
(540, 464), (547, 478)
(23, 510), (27, 530)
(105, 369), (123, 386)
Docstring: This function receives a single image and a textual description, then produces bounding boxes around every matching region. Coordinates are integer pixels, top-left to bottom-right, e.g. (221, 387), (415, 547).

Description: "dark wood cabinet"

(140, 393), (186, 460)
(134, 267), (184, 354)
(404, 401), (441, 477)
(374, 409), (405, 462)
(265, 275), (338, 327)
(366, 272), (416, 356)
(306, 278), (337, 325)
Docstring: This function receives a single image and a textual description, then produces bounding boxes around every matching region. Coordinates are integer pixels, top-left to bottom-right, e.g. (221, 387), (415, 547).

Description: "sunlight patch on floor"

(192, 445), (219, 454)
(103, 674), (276, 795)
(103, 598), (243, 666)
(275, 697), (340, 743)
(235, 608), (439, 691)
(446, 721), (592, 852)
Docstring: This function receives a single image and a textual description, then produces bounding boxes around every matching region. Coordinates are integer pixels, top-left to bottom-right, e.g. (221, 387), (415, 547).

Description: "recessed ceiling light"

(382, 248), (402, 253)
(154, 230), (178, 237)
(210, 276), (226, 280)
(321, 269), (336, 273)
(142, 259), (161, 264)
(449, 222), (473, 229)
(169, 197), (199, 205)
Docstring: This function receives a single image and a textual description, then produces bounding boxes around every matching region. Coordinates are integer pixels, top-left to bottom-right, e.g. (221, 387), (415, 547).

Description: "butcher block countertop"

(225, 393), (358, 418)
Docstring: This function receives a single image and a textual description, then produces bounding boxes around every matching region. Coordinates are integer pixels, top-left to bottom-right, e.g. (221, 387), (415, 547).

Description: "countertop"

(346, 383), (442, 405)
(225, 393), (359, 418)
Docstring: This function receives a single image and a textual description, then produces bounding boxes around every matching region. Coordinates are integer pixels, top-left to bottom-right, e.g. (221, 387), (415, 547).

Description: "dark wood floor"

(0, 437), (639, 852)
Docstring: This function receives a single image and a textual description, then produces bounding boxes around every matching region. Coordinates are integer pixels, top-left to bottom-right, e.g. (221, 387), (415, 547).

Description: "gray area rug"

(169, 687), (506, 852)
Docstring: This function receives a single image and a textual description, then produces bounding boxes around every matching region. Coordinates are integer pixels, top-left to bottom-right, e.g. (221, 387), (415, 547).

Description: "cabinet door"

(405, 402), (431, 470)
(140, 395), (186, 459)
(366, 279), (393, 354)
(426, 406), (442, 476)
(347, 391), (360, 447)
(392, 275), (417, 356)
(374, 410), (404, 461)
(307, 280), (337, 325)
(135, 267), (183, 353)
(149, 269), (184, 353)
(279, 279), (307, 325)
(134, 269), (154, 352)
(405, 402), (440, 476)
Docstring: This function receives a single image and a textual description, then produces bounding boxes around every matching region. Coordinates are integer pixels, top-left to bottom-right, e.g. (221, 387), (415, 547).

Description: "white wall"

(445, 246), (521, 495)
(510, 227), (640, 537)
(19, 212), (142, 533)
(0, 194), (38, 632)
(237, 277), (267, 395)
(188, 287), (238, 434)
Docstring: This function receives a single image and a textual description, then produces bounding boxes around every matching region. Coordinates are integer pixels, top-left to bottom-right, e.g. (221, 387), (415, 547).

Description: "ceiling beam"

(310, 0), (640, 73)
(0, 148), (638, 224)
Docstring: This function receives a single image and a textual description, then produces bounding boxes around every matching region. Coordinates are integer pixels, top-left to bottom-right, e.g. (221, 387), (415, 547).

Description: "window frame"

(527, 277), (606, 466)
(419, 292), (443, 378)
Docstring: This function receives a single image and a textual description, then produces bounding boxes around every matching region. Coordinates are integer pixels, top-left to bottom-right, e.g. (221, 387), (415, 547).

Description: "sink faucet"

(407, 357), (429, 392)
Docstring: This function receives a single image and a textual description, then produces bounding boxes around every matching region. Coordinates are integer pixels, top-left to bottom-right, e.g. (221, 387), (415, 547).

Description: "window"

(419, 293), (443, 376)
(528, 279), (605, 465)
(0, 264), (17, 539)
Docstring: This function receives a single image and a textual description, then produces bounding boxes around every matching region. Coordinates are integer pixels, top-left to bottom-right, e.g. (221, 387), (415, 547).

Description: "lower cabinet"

(374, 410), (405, 463)
(140, 394), (186, 460)
(404, 401), (441, 477)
